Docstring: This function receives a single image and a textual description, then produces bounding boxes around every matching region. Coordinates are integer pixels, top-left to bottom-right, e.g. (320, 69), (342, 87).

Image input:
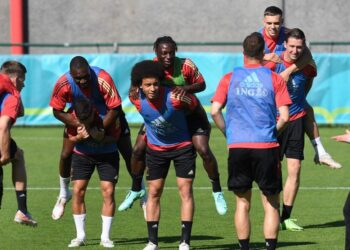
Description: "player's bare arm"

(53, 109), (81, 128)
(211, 101), (226, 136)
(276, 105), (289, 133)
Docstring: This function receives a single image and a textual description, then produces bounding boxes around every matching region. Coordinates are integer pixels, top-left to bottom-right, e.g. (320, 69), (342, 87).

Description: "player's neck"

(244, 56), (262, 65)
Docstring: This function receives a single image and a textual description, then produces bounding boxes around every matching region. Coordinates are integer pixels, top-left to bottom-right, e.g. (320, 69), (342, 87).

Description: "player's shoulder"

(221, 72), (233, 82)
(97, 68), (114, 83)
(182, 58), (197, 69)
(0, 92), (20, 105)
(55, 74), (69, 87)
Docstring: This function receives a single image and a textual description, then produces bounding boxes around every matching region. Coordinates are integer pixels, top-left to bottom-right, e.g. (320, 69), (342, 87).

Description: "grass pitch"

(0, 126), (348, 249)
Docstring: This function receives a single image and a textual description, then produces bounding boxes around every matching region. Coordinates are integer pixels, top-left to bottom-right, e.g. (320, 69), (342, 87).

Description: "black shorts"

(119, 111), (131, 138)
(71, 151), (119, 183)
(278, 117), (305, 161)
(145, 145), (196, 180)
(186, 103), (211, 136)
(228, 148), (282, 196)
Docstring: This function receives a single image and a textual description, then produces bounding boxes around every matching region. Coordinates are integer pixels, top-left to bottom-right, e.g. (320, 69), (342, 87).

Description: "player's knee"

(73, 186), (86, 198)
(148, 187), (162, 200)
(132, 145), (146, 160)
(195, 144), (211, 160)
(102, 187), (115, 199)
(179, 189), (193, 202)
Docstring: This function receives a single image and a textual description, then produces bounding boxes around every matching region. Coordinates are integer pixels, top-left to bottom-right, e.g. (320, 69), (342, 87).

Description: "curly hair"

(130, 60), (165, 87)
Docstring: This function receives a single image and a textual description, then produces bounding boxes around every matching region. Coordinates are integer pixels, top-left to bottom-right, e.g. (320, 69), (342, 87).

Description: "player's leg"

(97, 151), (119, 248)
(261, 193), (279, 250)
(279, 117), (304, 231)
(234, 190), (252, 250)
(304, 102), (341, 169)
(173, 145), (196, 249)
(253, 146), (281, 249)
(143, 147), (169, 250)
(281, 158), (303, 231)
(69, 179), (88, 247)
(52, 132), (75, 220)
(227, 148), (254, 250)
(144, 178), (165, 249)
(189, 104), (227, 215)
(118, 124), (147, 212)
(177, 177), (194, 250)
(68, 153), (92, 247)
(343, 192), (350, 250)
(11, 141), (37, 227)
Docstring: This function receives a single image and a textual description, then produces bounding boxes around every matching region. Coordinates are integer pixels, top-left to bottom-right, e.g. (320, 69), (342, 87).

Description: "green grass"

(0, 126), (348, 249)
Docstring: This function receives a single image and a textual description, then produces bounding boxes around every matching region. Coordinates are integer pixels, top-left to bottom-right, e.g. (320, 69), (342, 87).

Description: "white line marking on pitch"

(3, 186), (350, 190)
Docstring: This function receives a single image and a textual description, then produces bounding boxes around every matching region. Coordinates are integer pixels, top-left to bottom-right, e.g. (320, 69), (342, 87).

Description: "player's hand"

(172, 86), (186, 98)
(0, 154), (11, 166)
(331, 129), (350, 143)
(77, 125), (90, 140)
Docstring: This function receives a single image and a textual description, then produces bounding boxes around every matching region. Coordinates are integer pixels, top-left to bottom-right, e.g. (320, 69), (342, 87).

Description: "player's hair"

(243, 32), (265, 59)
(130, 60), (165, 87)
(0, 61), (27, 76)
(286, 28), (306, 45)
(153, 36), (178, 52)
(70, 56), (89, 71)
(73, 97), (93, 123)
(264, 6), (283, 17)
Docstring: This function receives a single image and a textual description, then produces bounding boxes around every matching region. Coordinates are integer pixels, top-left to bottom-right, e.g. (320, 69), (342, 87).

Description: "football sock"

(238, 239), (250, 250)
(101, 215), (113, 241)
(59, 176), (70, 198)
(281, 204), (293, 222)
(147, 221), (159, 245)
(73, 214), (86, 240)
(131, 175), (143, 192)
(16, 190), (27, 214)
(311, 137), (326, 156)
(180, 221), (193, 245)
(265, 239), (277, 250)
(210, 177), (222, 192)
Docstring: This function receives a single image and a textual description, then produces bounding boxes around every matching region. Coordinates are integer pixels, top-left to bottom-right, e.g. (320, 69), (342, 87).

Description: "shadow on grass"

(303, 219), (344, 229)
(189, 241), (317, 250)
(85, 237), (316, 249)
(87, 235), (223, 247)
